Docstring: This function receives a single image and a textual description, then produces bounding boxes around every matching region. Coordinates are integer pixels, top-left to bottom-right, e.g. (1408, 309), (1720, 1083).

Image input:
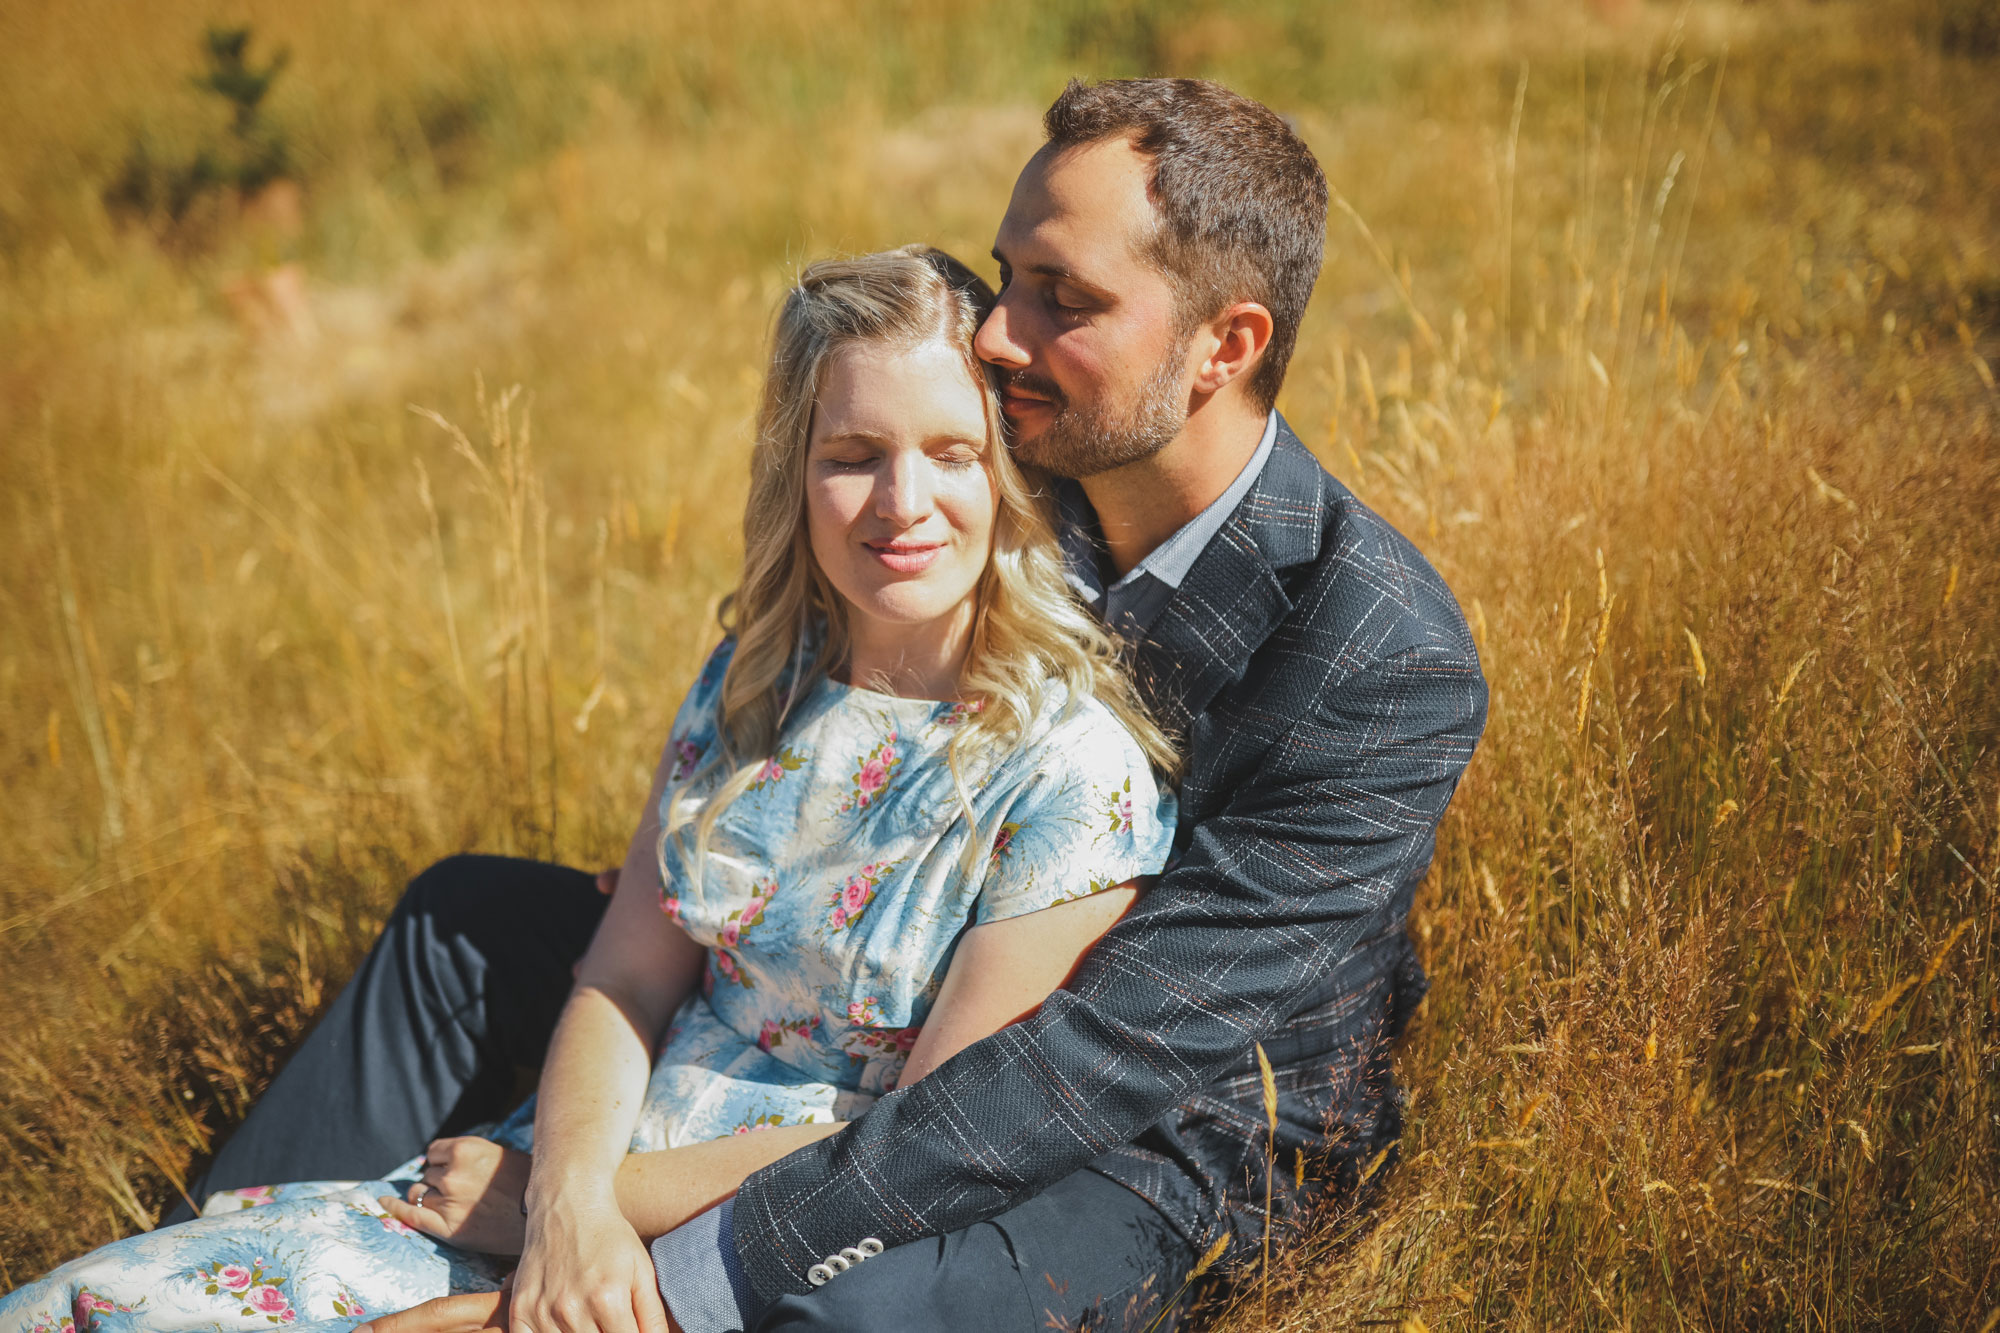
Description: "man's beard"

(1006, 342), (1190, 480)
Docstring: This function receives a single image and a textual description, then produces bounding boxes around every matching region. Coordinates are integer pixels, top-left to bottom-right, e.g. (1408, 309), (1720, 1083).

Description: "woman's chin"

(838, 581), (977, 640)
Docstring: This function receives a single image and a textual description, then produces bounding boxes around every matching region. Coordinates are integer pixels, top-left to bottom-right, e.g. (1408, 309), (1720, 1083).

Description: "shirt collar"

(1058, 410), (1279, 604)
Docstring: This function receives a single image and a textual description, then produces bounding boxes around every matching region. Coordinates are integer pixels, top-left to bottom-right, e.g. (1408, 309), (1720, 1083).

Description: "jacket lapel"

(1132, 417), (1329, 738)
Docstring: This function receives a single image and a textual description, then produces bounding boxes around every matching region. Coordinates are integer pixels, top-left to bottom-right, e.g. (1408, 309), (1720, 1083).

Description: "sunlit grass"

(2, 1), (1995, 1324)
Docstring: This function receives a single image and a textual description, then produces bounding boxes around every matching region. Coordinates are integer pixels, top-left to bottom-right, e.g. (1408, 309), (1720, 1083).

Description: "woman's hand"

(377, 1137), (531, 1256)
(512, 1195), (670, 1333)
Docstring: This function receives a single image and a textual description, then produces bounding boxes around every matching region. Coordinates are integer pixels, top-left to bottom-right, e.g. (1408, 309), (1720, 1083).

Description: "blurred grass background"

(2, 0), (1996, 1325)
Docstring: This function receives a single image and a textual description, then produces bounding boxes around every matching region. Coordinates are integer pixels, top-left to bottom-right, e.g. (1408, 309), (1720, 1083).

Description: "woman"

(0, 246), (1176, 1332)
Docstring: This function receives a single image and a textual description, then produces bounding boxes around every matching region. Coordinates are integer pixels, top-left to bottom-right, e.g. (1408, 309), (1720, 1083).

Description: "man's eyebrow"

(990, 249), (1112, 297)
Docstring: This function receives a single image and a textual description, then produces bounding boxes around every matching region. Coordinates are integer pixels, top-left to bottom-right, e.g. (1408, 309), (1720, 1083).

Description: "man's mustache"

(999, 369), (1066, 409)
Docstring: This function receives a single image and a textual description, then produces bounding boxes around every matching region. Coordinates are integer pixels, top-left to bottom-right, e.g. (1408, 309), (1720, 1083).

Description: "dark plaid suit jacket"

(731, 418), (1488, 1300)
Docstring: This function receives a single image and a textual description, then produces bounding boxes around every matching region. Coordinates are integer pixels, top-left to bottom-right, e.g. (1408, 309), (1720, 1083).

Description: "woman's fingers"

(354, 1291), (507, 1333)
(379, 1192), (447, 1237)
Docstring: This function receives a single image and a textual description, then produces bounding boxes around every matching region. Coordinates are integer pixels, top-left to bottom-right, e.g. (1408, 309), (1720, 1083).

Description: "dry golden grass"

(2, 1), (1995, 1325)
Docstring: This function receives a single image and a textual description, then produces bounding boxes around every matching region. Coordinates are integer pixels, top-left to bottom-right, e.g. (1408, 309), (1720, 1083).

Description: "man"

(190, 78), (1486, 1332)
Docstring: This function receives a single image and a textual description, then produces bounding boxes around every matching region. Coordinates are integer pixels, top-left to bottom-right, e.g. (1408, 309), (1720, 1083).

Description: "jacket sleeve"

(728, 641), (1488, 1303)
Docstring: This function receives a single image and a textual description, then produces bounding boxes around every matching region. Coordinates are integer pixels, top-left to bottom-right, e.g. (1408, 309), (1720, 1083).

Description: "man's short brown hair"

(1042, 77), (1328, 413)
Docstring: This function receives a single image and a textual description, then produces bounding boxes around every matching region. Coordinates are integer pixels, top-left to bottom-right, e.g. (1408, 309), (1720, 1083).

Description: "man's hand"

(513, 1198), (670, 1333)
(353, 1277), (684, 1333)
(378, 1137), (530, 1255)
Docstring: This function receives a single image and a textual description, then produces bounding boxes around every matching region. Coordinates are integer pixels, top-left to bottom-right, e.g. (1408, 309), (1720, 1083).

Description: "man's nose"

(974, 295), (1031, 371)
(876, 452), (933, 524)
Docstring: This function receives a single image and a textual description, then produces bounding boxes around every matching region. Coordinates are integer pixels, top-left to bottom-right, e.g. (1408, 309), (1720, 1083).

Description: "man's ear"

(1190, 301), (1275, 398)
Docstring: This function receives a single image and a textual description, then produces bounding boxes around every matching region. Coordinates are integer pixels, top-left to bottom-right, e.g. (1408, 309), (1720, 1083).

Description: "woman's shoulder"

(1018, 682), (1162, 790)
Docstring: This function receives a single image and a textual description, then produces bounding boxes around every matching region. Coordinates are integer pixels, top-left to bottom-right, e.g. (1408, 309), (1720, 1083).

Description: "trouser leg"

(164, 854), (605, 1222)
(754, 1167), (1197, 1333)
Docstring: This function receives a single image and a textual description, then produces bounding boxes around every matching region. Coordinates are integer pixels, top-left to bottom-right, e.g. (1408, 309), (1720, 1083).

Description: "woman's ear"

(1190, 301), (1276, 398)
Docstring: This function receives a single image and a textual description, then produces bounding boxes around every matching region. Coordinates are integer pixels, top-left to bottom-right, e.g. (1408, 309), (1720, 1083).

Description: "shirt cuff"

(652, 1199), (762, 1333)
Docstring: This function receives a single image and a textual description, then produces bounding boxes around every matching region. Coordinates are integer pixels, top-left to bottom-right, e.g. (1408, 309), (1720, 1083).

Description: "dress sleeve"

(973, 706), (1177, 926)
(655, 638), (735, 832)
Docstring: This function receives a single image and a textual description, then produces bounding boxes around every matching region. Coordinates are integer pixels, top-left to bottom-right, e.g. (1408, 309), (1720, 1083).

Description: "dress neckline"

(811, 672), (956, 717)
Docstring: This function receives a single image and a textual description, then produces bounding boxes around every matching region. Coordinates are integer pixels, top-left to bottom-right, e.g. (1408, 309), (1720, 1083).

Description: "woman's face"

(805, 334), (998, 651)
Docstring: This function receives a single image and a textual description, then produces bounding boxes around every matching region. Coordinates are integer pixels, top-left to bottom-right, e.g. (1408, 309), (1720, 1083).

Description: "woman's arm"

(509, 746), (707, 1333)
(604, 879), (1150, 1239)
(527, 774), (706, 1204)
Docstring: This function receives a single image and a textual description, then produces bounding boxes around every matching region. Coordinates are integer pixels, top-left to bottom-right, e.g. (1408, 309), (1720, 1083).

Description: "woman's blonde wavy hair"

(668, 244), (1175, 883)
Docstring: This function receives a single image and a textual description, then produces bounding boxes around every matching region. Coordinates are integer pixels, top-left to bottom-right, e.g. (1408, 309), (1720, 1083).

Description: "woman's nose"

(974, 295), (1031, 371)
(876, 453), (933, 524)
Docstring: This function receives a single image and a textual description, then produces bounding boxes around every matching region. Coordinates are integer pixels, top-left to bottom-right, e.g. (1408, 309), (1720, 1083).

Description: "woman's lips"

(865, 540), (944, 573)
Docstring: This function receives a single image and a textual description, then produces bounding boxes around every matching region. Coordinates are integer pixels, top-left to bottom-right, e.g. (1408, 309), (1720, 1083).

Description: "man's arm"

(728, 643), (1487, 1302)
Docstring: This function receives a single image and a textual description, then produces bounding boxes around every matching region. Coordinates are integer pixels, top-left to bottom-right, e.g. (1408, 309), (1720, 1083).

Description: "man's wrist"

(653, 1198), (761, 1333)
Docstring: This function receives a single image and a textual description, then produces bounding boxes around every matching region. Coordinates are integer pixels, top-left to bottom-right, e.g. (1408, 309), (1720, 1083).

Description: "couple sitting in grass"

(1, 78), (1484, 1333)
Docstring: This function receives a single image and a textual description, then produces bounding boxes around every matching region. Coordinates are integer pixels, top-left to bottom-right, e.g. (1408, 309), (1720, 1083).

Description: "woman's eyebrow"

(814, 429), (892, 448)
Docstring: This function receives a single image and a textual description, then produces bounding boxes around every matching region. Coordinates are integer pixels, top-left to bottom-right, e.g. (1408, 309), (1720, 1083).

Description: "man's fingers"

(586, 1292), (643, 1333)
(596, 867), (620, 895)
(354, 1292), (507, 1333)
(634, 1285), (673, 1333)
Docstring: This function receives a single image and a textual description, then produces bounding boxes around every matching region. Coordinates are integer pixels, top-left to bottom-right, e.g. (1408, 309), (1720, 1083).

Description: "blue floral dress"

(0, 639), (1176, 1331)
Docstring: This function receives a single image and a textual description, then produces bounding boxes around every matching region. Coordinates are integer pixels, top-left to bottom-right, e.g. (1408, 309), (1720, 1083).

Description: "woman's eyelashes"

(816, 443), (984, 474)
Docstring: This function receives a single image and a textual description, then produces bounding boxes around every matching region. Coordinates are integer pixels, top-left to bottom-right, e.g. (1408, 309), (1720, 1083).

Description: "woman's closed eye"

(931, 444), (983, 470)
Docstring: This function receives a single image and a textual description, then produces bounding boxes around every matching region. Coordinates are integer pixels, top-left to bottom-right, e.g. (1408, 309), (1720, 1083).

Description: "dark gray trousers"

(167, 854), (609, 1213)
(170, 855), (1195, 1331)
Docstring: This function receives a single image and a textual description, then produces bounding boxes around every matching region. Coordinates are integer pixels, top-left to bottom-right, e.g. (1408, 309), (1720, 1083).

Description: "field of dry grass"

(2, 0), (1996, 1325)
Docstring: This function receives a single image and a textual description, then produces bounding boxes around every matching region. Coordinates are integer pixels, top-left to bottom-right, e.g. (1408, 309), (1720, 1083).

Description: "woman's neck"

(837, 600), (975, 701)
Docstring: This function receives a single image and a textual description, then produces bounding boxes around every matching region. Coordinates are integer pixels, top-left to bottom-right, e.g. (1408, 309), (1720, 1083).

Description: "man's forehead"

(994, 138), (1158, 275)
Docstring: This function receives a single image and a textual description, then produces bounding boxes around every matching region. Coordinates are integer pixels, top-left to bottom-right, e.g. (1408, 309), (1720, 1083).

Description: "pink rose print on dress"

(826, 860), (897, 930)
(749, 747), (805, 791)
(668, 738), (703, 783)
(332, 1290), (367, 1317)
(840, 1024), (924, 1072)
(847, 996), (883, 1026)
(757, 1014), (821, 1053)
(248, 1285), (295, 1322)
(990, 821), (1022, 863)
(660, 891), (682, 923)
(228, 1185), (276, 1207)
(715, 879), (774, 954)
(712, 948), (752, 988)
(837, 730), (904, 812)
(937, 699), (983, 727)
(72, 1293), (138, 1323)
(1106, 777), (1134, 835)
(71, 1292), (142, 1333)
(217, 1265), (254, 1292)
